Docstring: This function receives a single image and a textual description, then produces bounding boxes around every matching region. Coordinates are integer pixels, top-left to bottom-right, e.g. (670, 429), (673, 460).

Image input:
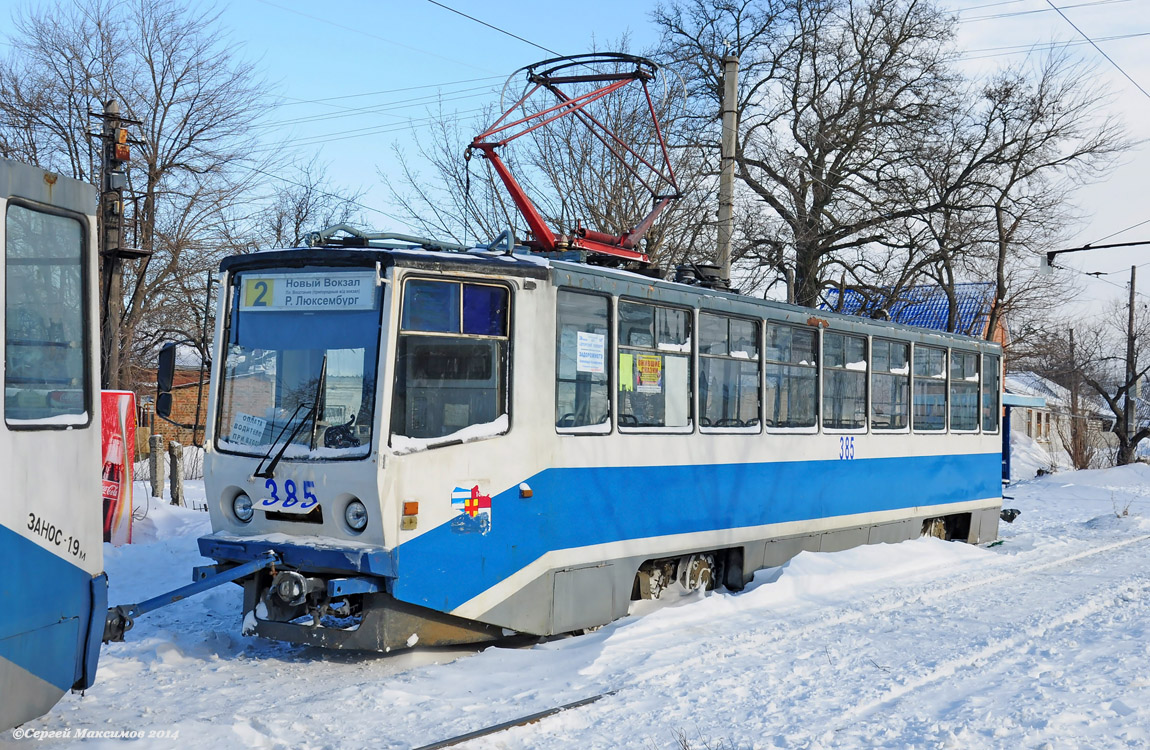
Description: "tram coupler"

(103, 551), (280, 642)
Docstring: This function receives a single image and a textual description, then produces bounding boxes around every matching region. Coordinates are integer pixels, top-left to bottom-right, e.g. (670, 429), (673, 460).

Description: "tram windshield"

(216, 268), (382, 460)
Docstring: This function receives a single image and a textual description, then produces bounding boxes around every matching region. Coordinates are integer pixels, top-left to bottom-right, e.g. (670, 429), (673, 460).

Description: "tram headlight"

(344, 499), (368, 532)
(233, 493), (254, 523)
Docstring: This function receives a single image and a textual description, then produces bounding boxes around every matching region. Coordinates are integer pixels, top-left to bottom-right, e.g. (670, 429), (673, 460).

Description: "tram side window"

(982, 353), (1001, 432)
(823, 332), (867, 430)
(764, 324), (817, 428)
(5, 204), (88, 425)
(391, 279), (510, 441)
(871, 339), (909, 429)
(950, 351), (979, 431)
(913, 345), (947, 431)
(617, 301), (691, 429)
(556, 290), (609, 430)
(699, 312), (760, 429)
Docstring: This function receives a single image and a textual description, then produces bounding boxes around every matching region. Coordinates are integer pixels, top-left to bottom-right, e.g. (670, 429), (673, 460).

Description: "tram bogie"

(186, 232), (1003, 652)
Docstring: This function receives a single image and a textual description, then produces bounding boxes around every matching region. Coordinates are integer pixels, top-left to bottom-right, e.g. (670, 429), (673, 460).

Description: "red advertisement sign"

(101, 390), (135, 545)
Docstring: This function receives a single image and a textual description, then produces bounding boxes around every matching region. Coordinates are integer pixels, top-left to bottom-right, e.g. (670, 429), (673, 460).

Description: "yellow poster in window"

(619, 353), (634, 391)
(636, 354), (663, 393)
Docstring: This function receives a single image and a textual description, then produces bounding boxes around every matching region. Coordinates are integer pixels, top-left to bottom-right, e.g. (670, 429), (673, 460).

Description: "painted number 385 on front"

(261, 479), (319, 514)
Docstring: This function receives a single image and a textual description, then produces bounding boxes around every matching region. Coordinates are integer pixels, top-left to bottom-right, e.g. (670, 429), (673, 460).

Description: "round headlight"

(345, 499), (368, 532)
(233, 493), (254, 523)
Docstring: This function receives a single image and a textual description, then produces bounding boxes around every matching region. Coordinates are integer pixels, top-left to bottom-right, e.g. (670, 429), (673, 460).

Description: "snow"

(389, 415), (509, 454)
(22, 467), (1150, 749)
(4, 411), (88, 426)
(1010, 429), (1072, 482)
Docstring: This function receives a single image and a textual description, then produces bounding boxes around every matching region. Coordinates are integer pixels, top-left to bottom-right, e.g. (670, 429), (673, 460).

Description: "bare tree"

(656, 0), (963, 306)
(963, 54), (1127, 343)
(654, 0), (1130, 323)
(0, 0), (268, 389)
(250, 157), (366, 251)
(1027, 305), (1150, 466)
(381, 100), (518, 245)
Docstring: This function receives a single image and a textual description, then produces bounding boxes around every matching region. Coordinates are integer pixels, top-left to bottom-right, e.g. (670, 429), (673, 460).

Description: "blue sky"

(2, 0), (1148, 308)
(213, 0), (665, 227)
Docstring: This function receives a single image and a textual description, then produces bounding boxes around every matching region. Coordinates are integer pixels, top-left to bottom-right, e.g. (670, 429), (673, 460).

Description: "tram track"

(586, 532), (1150, 684)
(832, 572), (1150, 732)
(407, 533), (1150, 749)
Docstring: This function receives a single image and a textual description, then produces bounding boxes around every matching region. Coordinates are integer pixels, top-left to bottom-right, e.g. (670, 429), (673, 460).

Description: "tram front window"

(216, 269), (382, 459)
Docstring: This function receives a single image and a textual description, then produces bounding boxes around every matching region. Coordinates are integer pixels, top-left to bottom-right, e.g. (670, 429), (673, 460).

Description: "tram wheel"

(677, 553), (715, 591)
(922, 517), (946, 540)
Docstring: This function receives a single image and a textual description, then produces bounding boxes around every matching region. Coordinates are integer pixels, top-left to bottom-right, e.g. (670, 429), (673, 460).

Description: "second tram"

(180, 228), (1002, 651)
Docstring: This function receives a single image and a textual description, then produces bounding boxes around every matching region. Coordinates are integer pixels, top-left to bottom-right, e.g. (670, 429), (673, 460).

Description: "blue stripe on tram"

(393, 452), (1001, 612)
(0, 523), (97, 692)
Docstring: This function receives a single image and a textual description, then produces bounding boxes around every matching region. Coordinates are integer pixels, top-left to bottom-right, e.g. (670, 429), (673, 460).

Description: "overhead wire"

(425, 0), (562, 57)
(244, 105), (489, 156)
(254, 84), (495, 131)
(1043, 0), (1150, 100)
(954, 0), (1032, 12)
(268, 76), (503, 110)
(1093, 218), (1150, 244)
(241, 161), (414, 229)
(961, 0), (1131, 22)
(253, 0), (497, 74)
(958, 31), (1150, 61)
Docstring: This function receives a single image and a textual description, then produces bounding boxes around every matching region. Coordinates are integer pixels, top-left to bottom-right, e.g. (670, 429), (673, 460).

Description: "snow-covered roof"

(1006, 371), (1110, 420)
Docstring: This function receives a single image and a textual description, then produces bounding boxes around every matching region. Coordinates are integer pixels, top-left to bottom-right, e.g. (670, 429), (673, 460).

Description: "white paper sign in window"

(576, 331), (605, 374)
(230, 412), (268, 446)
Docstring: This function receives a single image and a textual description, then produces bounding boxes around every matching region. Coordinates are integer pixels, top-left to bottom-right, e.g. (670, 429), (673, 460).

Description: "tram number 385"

(838, 436), (856, 460)
(261, 479), (319, 512)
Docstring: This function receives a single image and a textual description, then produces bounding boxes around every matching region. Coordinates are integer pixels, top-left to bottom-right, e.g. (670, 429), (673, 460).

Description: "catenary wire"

(425, 0), (562, 57)
(961, 0), (1132, 22)
(253, 0), (497, 74)
(1043, 0), (1150, 100)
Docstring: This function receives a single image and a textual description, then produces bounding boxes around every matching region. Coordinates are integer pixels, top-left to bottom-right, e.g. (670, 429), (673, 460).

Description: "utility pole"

(1069, 327), (1083, 468)
(95, 100), (146, 390)
(1126, 265), (1137, 452)
(99, 100), (126, 390)
(716, 54), (738, 283)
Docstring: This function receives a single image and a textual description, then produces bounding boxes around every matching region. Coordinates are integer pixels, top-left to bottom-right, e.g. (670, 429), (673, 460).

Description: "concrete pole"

(717, 55), (739, 283)
(148, 434), (166, 499)
(168, 440), (184, 507)
(1126, 265), (1137, 451)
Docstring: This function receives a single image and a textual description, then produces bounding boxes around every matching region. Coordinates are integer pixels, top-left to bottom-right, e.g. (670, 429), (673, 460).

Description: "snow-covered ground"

(10, 469), (1150, 749)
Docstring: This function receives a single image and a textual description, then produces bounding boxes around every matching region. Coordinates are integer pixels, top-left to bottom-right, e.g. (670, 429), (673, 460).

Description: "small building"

(1005, 371), (1116, 472)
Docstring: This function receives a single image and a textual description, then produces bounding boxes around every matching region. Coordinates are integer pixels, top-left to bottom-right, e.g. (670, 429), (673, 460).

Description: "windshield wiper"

(254, 354), (328, 479)
(253, 403), (311, 479)
(308, 354), (328, 451)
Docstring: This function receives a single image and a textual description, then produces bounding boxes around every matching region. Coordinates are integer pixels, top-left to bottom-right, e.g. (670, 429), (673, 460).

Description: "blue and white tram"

(189, 232), (1002, 650)
(0, 159), (105, 728)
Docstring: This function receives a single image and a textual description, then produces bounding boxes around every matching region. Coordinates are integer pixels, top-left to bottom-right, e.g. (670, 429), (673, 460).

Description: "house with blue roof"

(820, 282), (1006, 344)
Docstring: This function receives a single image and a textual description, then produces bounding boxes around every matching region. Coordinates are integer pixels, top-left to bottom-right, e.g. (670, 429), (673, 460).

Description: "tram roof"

(221, 244), (1001, 352)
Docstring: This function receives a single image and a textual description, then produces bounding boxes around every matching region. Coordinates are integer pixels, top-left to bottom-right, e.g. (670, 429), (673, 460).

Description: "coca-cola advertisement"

(101, 390), (135, 545)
